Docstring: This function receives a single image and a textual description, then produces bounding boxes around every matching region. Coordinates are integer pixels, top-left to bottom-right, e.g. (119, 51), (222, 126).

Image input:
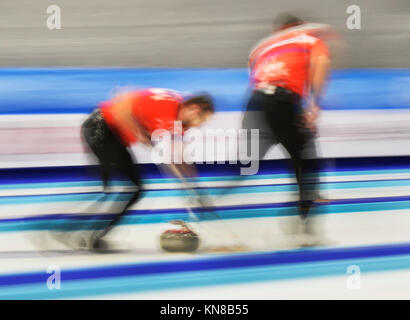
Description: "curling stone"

(160, 220), (200, 253)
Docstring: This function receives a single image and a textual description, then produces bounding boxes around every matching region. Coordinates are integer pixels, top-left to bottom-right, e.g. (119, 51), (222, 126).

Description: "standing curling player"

(244, 14), (333, 244)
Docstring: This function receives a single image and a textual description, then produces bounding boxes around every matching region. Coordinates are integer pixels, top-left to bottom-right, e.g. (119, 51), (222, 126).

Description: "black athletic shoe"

(299, 200), (315, 219)
(89, 229), (110, 252)
(90, 238), (111, 253)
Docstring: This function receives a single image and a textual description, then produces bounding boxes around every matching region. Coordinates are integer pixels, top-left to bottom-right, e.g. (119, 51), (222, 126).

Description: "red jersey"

(100, 88), (183, 146)
(248, 23), (330, 97)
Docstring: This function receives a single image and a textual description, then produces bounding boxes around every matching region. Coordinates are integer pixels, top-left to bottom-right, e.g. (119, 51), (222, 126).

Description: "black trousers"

(243, 88), (320, 217)
(81, 110), (142, 238)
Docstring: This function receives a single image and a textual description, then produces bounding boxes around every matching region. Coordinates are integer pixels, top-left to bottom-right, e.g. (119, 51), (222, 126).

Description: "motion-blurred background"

(0, 0), (409, 68)
(0, 0), (409, 300)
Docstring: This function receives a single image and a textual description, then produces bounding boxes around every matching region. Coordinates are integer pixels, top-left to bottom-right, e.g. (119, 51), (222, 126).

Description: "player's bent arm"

(132, 119), (152, 146)
(310, 53), (330, 102)
(309, 44), (330, 104)
(308, 47), (330, 120)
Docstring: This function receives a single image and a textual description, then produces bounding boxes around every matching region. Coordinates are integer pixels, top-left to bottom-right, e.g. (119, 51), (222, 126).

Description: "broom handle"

(148, 144), (245, 246)
(165, 163), (245, 246)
